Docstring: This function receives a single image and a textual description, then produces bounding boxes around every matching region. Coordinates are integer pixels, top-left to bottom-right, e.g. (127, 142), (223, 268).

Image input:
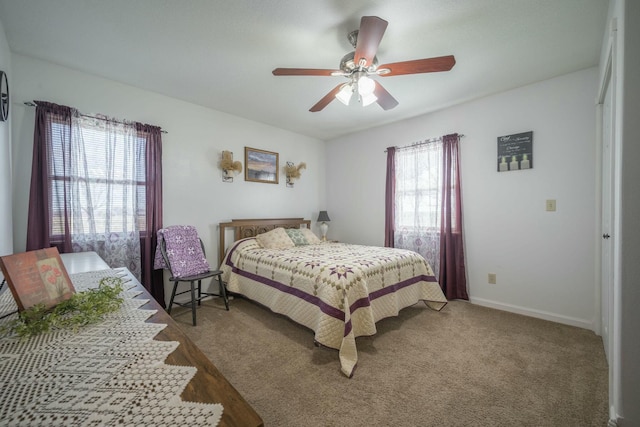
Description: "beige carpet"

(174, 298), (608, 427)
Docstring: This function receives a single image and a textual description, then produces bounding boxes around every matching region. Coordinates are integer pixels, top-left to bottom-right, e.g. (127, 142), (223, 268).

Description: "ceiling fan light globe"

(360, 92), (377, 107)
(335, 84), (354, 105)
(357, 75), (376, 95)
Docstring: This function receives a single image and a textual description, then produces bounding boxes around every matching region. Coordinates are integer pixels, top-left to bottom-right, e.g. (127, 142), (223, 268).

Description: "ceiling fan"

(272, 16), (456, 112)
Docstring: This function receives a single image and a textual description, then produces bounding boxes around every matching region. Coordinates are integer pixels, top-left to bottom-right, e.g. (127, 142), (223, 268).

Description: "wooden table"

(60, 253), (264, 427)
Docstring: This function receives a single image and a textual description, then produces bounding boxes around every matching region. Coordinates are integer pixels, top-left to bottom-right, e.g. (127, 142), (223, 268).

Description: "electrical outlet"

(488, 273), (497, 284)
(546, 199), (557, 212)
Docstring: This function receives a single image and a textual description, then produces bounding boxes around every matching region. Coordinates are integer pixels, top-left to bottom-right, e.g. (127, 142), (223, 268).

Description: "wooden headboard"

(218, 218), (311, 265)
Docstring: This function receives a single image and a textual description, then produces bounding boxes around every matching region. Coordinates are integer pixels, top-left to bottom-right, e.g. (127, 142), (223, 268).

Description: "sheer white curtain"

(394, 142), (443, 277)
(68, 114), (142, 280)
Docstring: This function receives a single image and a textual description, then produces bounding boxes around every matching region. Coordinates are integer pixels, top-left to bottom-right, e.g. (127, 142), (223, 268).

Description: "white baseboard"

(469, 297), (594, 331)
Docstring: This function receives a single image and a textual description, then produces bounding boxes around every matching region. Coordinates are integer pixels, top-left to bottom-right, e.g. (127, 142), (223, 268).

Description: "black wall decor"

(0, 70), (8, 121)
(497, 131), (533, 172)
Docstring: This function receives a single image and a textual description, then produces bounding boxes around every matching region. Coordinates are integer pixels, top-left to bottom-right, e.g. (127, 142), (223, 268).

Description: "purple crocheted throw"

(153, 226), (210, 278)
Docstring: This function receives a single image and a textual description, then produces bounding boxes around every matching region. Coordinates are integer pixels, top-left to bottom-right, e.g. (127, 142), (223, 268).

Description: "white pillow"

(299, 228), (321, 244)
(255, 227), (295, 249)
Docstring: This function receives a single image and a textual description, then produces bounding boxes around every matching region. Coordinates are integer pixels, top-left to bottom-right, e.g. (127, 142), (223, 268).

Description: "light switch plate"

(546, 199), (556, 212)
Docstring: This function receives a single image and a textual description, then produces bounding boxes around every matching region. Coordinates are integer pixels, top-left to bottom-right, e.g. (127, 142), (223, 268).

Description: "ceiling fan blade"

(378, 55), (456, 76)
(354, 16), (388, 68)
(374, 82), (399, 110)
(272, 68), (340, 76)
(309, 84), (344, 112)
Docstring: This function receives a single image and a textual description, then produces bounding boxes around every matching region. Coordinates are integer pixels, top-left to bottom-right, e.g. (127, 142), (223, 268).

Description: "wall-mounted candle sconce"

(220, 150), (243, 182)
(284, 161), (306, 188)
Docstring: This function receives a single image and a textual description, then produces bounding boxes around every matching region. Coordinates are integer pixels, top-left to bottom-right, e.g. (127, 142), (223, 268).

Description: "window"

(48, 117), (147, 242)
(394, 143), (443, 231)
(44, 114), (149, 281)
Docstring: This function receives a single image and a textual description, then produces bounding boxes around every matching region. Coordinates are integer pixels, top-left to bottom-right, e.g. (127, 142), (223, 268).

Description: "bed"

(218, 218), (447, 377)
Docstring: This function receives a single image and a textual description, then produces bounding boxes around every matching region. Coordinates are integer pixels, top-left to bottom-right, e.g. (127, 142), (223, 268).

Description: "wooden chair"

(159, 237), (229, 326)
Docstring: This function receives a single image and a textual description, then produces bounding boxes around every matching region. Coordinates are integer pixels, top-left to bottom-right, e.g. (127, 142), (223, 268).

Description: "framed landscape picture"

(0, 247), (75, 311)
(245, 147), (279, 184)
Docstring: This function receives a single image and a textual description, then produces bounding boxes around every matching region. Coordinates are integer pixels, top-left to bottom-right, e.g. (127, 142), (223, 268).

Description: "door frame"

(596, 20), (621, 424)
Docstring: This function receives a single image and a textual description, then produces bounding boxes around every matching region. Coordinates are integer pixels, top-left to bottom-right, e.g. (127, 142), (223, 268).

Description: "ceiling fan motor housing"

(339, 51), (378, 74)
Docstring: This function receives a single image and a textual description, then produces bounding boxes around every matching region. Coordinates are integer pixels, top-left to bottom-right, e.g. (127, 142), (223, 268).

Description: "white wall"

(326, 67), (598, 330)
(0, 18), (12, 260)
(10, 54), (326, 302)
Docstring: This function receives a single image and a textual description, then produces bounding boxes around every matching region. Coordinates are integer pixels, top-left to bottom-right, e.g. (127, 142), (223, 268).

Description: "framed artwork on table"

(0, 247), (75, 311)
(245, 147), (279, 184)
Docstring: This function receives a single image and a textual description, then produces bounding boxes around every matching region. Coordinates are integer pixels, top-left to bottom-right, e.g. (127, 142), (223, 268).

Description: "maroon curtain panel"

(439, 133), (469, 300)
(384, 146), (396, 247)
(26, 101), (74, 253)
(137, 123), (165, 306)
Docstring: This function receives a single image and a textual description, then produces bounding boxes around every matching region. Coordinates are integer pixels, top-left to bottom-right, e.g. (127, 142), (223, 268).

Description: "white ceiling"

(0, 0), (608, 140)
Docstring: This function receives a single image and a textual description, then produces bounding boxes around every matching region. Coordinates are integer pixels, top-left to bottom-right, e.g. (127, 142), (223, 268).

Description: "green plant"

(1, 276), (125, 338)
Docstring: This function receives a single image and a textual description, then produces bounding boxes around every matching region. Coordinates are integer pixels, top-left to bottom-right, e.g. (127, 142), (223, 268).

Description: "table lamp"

(317, 211), (331, 241)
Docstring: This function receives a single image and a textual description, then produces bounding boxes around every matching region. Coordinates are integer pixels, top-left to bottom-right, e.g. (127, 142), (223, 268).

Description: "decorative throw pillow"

(159, 225), (210, 278)
(299, 228), (321, 244)
(285, 228), (309, 246)
(256, 227), (295, 249)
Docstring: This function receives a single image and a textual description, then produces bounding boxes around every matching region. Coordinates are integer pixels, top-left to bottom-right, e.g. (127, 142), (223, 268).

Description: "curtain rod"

(24, 101), (168, 134)
(384, 134), (465, 152)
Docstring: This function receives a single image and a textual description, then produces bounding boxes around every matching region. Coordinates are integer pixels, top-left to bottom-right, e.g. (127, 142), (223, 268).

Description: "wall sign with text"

(497, 131), (533, 172)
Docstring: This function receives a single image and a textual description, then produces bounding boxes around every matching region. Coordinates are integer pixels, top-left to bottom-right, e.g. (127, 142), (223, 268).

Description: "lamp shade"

(360, 92), (377, 107)
(317, 211), (331, 222)
(335, 84), (354, 105)
(357, 75), (376, 95)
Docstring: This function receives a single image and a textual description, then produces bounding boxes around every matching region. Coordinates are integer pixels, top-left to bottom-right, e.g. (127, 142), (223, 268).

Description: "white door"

(601, 75), (614, 363)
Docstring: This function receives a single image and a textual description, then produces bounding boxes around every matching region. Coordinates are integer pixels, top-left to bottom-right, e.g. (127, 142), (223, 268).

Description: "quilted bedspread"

(220, 239), (447, 377)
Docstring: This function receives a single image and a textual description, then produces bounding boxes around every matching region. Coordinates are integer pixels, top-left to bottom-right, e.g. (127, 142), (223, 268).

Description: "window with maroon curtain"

(26, 101), (165, 305)
(386, 133), (468, 300)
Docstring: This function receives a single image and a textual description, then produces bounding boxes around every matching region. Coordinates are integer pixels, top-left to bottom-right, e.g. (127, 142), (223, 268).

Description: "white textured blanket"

(0, 269), (223, 426)
(220, 239), (447, 377)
